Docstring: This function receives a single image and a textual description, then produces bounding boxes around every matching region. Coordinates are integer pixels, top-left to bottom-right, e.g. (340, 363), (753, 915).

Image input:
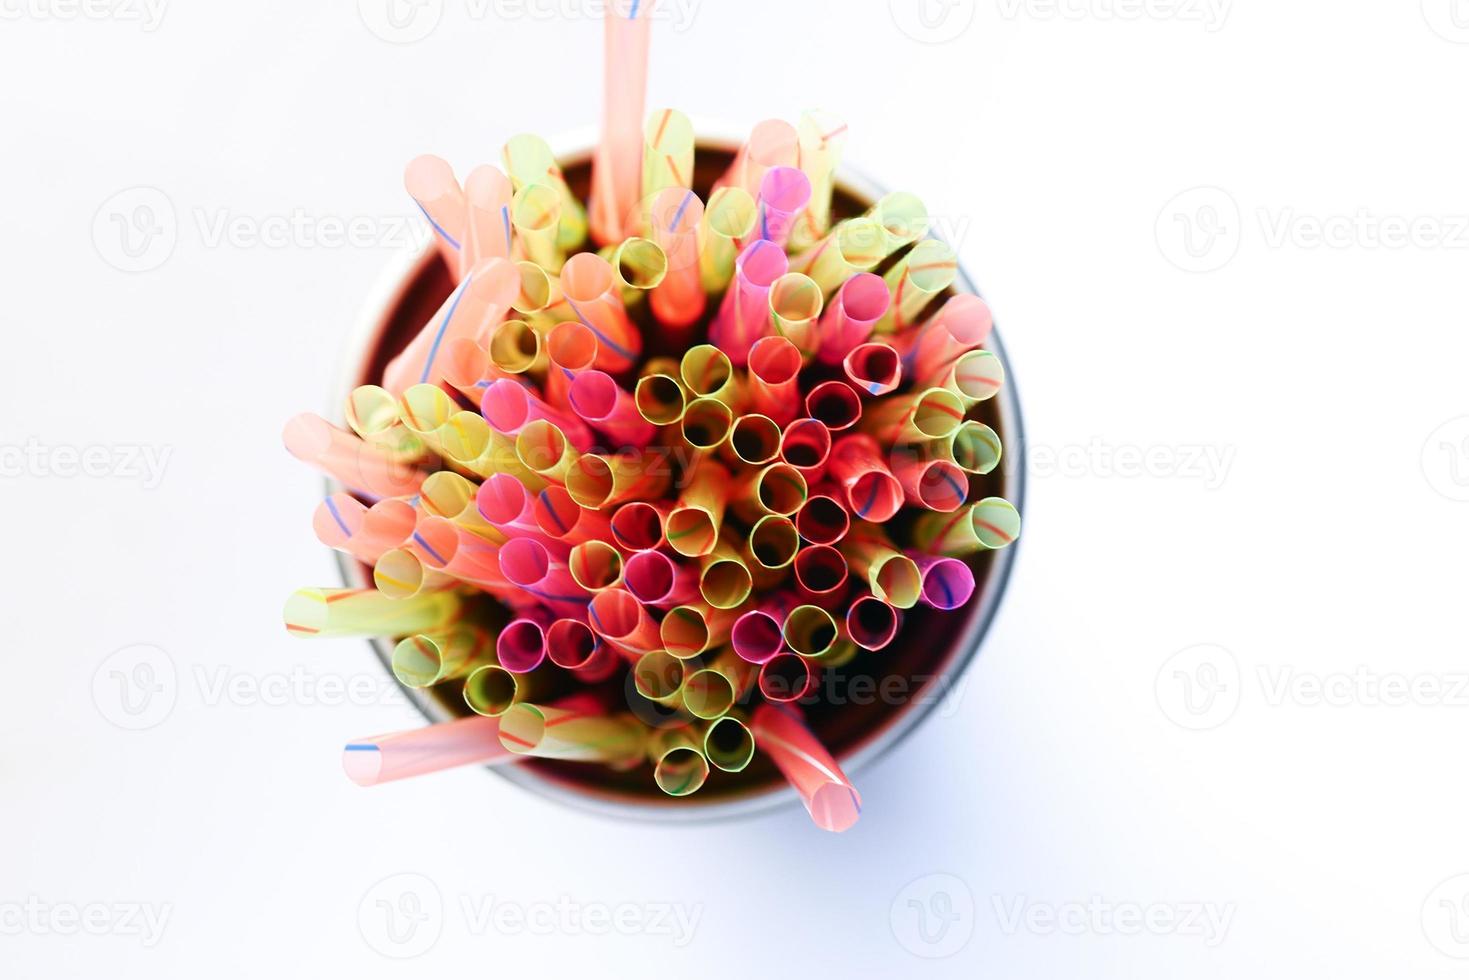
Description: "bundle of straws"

(282, 2), (1019, 832)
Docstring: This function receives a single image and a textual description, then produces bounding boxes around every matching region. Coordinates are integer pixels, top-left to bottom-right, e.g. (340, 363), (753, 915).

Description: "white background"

(3, 0), (1467, 976)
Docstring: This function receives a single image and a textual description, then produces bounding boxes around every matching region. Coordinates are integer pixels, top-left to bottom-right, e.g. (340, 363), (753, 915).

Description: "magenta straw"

(779, 418), (833, 481)
(817, 272), (890, 365)
(546, 618), (620, 683)
(481, 378), (595, 451)
(709, 239), (788, 367)
(568, 370), (656, 448)
(804, 380), (862, 431)
(757, 652), (817, 703)
(623, 550), (699, 608)
(845, 595), (900, 651)
(911, 554), (977, 611)
(842, 342), (903, 397)
(609, 500), (668, 552)
(732, 608), (785, 664)
(477, 473), (570, 557)
(497, 615), (550, 673)
(754, 166), (812, 250)
(497, 536), (590, 616)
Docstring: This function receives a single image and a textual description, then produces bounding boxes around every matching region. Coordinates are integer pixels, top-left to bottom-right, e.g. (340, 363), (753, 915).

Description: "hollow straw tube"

(283, 414), (426, 500)
(283, 588), (461, 638)
(609, 499), (670, 552)
(845, 595), (900, 651)
(877, 238), (958, 334)
(495, 614), (550, 673)
(589, 0), (655, 245)
(716, 118), (800, 197)
(565, 449), (672, 509)
(406, 516), (519, 593)
(642, 108), (695, 206)
(795, 489), (851, 546)
(744, 336), (802, 426)
(729, 462), (808, 522)
(666, 458), (729, 558)
(752, 703), (862, 832)
(911, 496), (1022, 556)
(939, 420), (1003, 475)
(623, 549), (699, 608)
(487, 317), (543, 375)
(513, 261), (561, 320)
(699, 186), (757, 293)
(569, 370), (657, 448)
(757, 652), (817, 703)
(510, 182), (564, 273)
(463, 663), (542, 717)
(680, 666), (737, 721)
(784, 604), (840, 659)
(546, 617), (620, 682)
(418, 473), (499, 541)
(779, 418), (833, 482)
(558, 252), (642, 372)
(533, 484), (615, 547)
(648, 186), (706, 331)
(659, 603), (738, 660)
(939, 349), (1007, 407)
(793, 543), (849, 607)
(608, 237), (667, 303)
(372, 547), (453, 600)
(891, 453), (969, 513)
(462, 164), (514, 275)
(344, 385), (422, 458)
(515, 419), (579, 485)
(828, 434), (903, 523)
(679, 345), (741, 407)
(679, 397), (734, 453)
(768, 272), (824, 360)
(634, 372), (687, 427)
(754, 166), (811, 250)
(911, 553), (977, 611)
(633, 649), (686, 705)
(498, 536), (591, 615)
(391, 626), (495, 688)
(859, 387), (967, 446)
(698, 537), (753, 610)
(438, 337), (507, 405)
(342, 715), (513, 787)
(746, 514), (800, 576)
(790, 109), (848, 249)
(840, 524), (924, 609)
(843, 342), (904, 398)
(480, 378), (595, 452)
(476, 472), (562, 557)
(804, 380), (862, 432)
(382, 258), (521, 395)
(503, 133), (588, 251)
(704, 714), (757, 773)
(649, 729), (710, 797)
(404, 154), (465, 273)
(793, 216), (887, 295)
(568, 540), (624, 592)
(543, 320), (598, 409)
(587, 587), (662, 659)
(892, 292), (993, 382)
(732, 606), (785, 664)
(709, 240), (788, 367)
(865, 190), (930, 256)
(314, 494), (389, 565)
(397, 382), (456, 434)
(498, 702), (645, 765)
(724, 413), (783, 468)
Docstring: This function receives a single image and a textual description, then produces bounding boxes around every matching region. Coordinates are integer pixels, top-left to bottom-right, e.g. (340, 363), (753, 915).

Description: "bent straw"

(795, 490), (851, 545)
(283, 587), (460, 638)
(877, 239), (958, 334)
(769, 272), (824, 359)
(866, 190), (929, 256)
(816, 272), (890, 365)
(546, 617), (620, 682)
(660, 603), (738, 659)
(649, 729), (710, 797)
(515, 419), (580, 485)
(757, 652), (817, 703)
(709, 240), (788, 367)
(463, 165), (514, 273)
(779, 419), (832, 482)
(699, 186), (757, 293)
(911, 553), (977, 611)
(480, 377), (594, 452)
(790, 109), (848, 249)
(623, 549), (698, 608)
(840, 524), (923, 609)
(891, 454), (969, 513)
(587, 587), (661, 658)
(784, 604), (839, 659)
(704, 714), (757, 773)
(729, 461), (808, 522)
(589, 0), (655, 244)
(568, 539), (625, 592)
(609, 499), (669, 552)
(464, 664), (541, 717)
(649, 187), (706, 331)
(752, 703), (861, 833)
(634, 372), (687, 427)
(392, 626), (494, 688)
(495, 614), (550, 673)
(544, 320), (598, 409)
(912, 496), (1022, 556)
(859, 387), (966, 445)
(404, 154), (465, 272)
(498, 702), (645, 765)
(793, 216), (886, 295)
(941, 348), (1006, 406)
(893, 292), (993, 382)
(558, 252), (642, 372)
(725, 413), (783, 468)
(633, 649), (686, 705)
(503, 132), (587, 251)
(745, 336), (802, 425)
(565, 449), (671, 509)
(533, 484), (615, 546)
(343, 715), (512, 787)
(698, 537), (754, 610)
(569, 370), (657, 448)
(941, 420), (1003, 475)
(283, 413), (426, 500)
(382, 258), (521, 394)
(843, 342), (903, 397)
(793, 543), (849, 607)
(845, 595), (900, 651)
(642, 108), (695, 206)
(510, 182), (564, 273)
(828, 434), (903, 523)
(666, 458), (729, 557)
(754, 166), (811, 250)
(498, 536), (591, 615)
(804, 380), (862, 432)
(716, 118), (800, 197)
(731, 607), (785, 664)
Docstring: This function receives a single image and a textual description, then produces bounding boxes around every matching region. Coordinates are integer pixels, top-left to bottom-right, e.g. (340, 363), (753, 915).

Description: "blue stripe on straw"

(343, 744), (380, 752)
(858, 478), (880, 518)
(539, 489), (571, 533)
(500, 204), (512, 255)
(629, 0), (641, 17)
(419, 272), (472, 384)
(324, 496), (352, 537)
(670, 190), (695, 232)
(413, 198), (461, 250)
(564, 297), (636, 361)
(412, 531), (448, 566)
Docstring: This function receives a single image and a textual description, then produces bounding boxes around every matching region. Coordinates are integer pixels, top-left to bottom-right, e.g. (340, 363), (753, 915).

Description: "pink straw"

(407, 516), (516, 595)
(731, 607), (785, 664)
(497, 536), (590, 616)
(559, 252), (642, 372)
(751, 703), (861, 833)
(481, 378), (595, 452)
(754, 166), (812, 250)
(544, 320), (599, 409)
(756, 653), (817, 703)
(589, 0), (655, 245)
(911, 554), (977, 611)
(816, 272), (890, 365)
(843, 342), (903, 397)
(623, 550), (699, 608)
(649, 186), (707, 333)
(803, 380), (862, 432)
(283, 413), (426, 500)
(382, 258), (521, 395)
(313, 494), (377, 564)
(404, 154), (466, 274)
(546, 618), (620, 682)
(779, 418), (833, 482)
(462, 164), (514, 274)
(893, 293), (994, 382)
(533, 485), (614, 546)
(497, 614), (550, 673)
(609, 500), (669, 552)
(343, 715), (513, 787)
(829, 434), (904, 523)
(569, 370), (657, 448)
(476, 472), (569, 557)
(746, 336), (803, 425)
(845, 595), (900, 651)
(795, 490), (851, 545)
(793, 544), (850, 607)
(709, 239), (788, 367)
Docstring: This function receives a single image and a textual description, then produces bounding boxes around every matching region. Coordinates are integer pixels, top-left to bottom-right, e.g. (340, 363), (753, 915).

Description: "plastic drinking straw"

(372, 547), (449, 599)
(382, 258), (521, 395)
(558, 252), (642, 372)
(892, 292), (993, 381)
(891, 454), (968, 513)
(484, 319), (541, 377)
(546, 617), (620, 682)
(941, 349), (1006, 406)
(840, 524), (923, 609)
(345, 385), (424, 460)
(480, 377), (595, 452)
(498, 536), (591, 614)
(704, 714), (757, 773)
(609, 499), (669, 552)
(784, 604), (839, 659)
(642, 108), (695, 205)
(860, 387), (967, 445)
(407, 515), (518, 593)
(648, 187), (706, 331)
(844, 595), (899, 651)
(814, 272), (888, 366)
(666, 458), (729, 557)
(587, 587), (661, 658)
(698, 186), (757, 293)
(464, 663), (541, 717)
(751, 703), (861, 833)
(779, 418), (832, 482)
(314, 494), (387, 565)
(533, 484), (615, 547)
(659, 603), (738, 659)
(793, 543), (849, 607)
(607, 238), (666, 307)
(633, 649), (686, 705)
(502, 132), (588, 251)
(754, 166), (811, 250)
(911, 553), (977, 611)
(498, 702), (645, 765)
(404, 154), (465, 272)
(747, 514), (800, 573)
(724, 414), (783, 468)
(568, 540), (625, 592)
(283, 587), (460, 638)
(698, 537), (754, 610)
(716, 118), (800, 196)
(680, 666), (736, 721)
(804, 380), (863, 432)
(565, 449), (671, 509)
(676, 345), (737, 405)
(418, 472), (494, 537)
(709, 240), (788, 367)
(494, 614), (550, 673)
(768, 272), (824, 359)
(392, 626), (494, 688)
(462, 164), (514, 274)
(745, 336), (802, 425)
(589, 0), (656, 239)
(678, 394), (734, 453)
(510, 182), (564, 273)
(941, 420), (1002, 475)
(623, 549), (698, 608)
(396, 382), (455, 434)
(649, 729), (710, 797)
(732, 607), (785, 664)
(634, 372), (687, 427)
(843, 342), (904, 398)
(757, 652), (817, 703)
(730, 461), (808, 522)
(912, 496), (1022, 556)
(476, 471), (557, 549)
(827, 434), (902, 523)
(569, 371), (657, 448)
(794, 489), (851, 545)
(866, 190), (929, 256)
(438, 336), (503, 404)
(343, 715), (513, 787)
(283, 413), (426, 500)
(543, 320), (598, 409)
(790, 109), (848, 249)
(515, 419), (579, 484)
(512, 262), (559, 320)
(877, 239), (958, 334)
(793, 216), (887, 295)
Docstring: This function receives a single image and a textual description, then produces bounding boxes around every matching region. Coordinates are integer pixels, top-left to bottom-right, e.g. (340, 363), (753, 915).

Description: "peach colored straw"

(392, 626), (495, 687)
(502, 132), (588, 251)
(546, 618), (621, 682)
(840, 524), (923, 609)
(659, 603), (738, 659)
(716, 118), (799, 196)
(565, 449), (672, 509)
(587, 587), (661, 658)
(623, 549), (698, 608)
(648, 186), (706, 332)
(891, 454), (968, 513)
(698, 186), (757, 293)
(498, 536), (591, 616)
(843, 342), (904, 398)
(911, 496), (1022, 556)
(589, 0), (656, 245)
(757, 653), (817, 703)
(817, 272), (891, 365)
(382, 258), (521, 395)
(829, 434), (903, 523)
(792, 216), (886, 294)
(533, 484), (615, 547)
(803, 380), (862, 432)
(709, 239), (788, 367)
(642, 107), (695, 207)
(911, 553), (977, 611)
(480, 377), (595, 452)
(569, 370), (657, 448)
(408, 515), (517, 593)
(558, 252), (641, 372)
(438, 336), (505, 404)
(845, 595), (900, 650)
(779, 418), (832, 482)
(754, 166), (811, 249)
(343, 715), (513, 787)
(404, 154), (465, 273)
(609, 499), (670, 552)
(283, 413), (426, 500)
(283, 587), (460, 639)
(745, 336), (802, 425)
(752, 703), (861, 832)
(568, 540), (625, 592)
(725, 413), (783, 468)
(892, 292), (993, 381)
(795, 489), (850, 545)
(543, 320), (598, 409)
(793, 543), (849, 607)
(313, 493), (407, 565)
(462, 164), (514, 273)
(877, 238), (958, 334)
(790, 109), (848, 249)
